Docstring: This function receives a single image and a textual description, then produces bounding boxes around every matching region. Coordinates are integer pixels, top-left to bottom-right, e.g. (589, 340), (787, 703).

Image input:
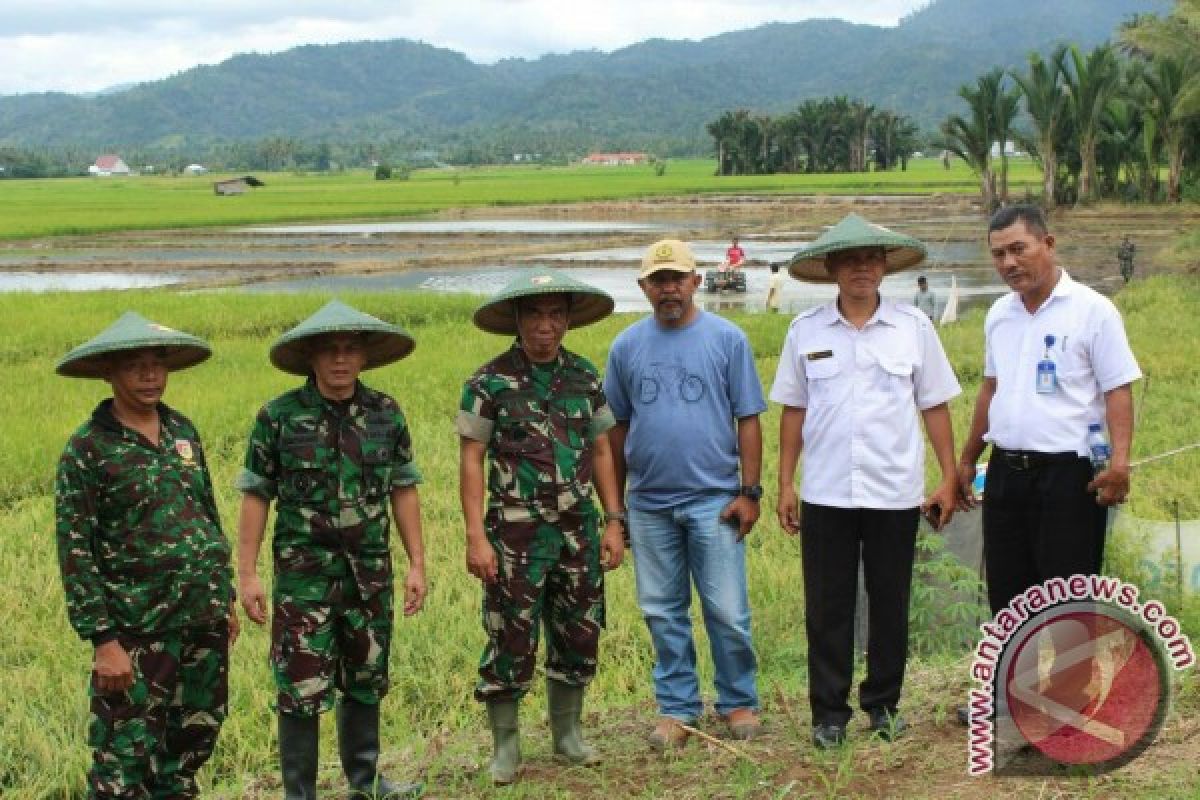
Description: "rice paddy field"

(1, 277), (1198, 798)
(0, 158), (1045, 241)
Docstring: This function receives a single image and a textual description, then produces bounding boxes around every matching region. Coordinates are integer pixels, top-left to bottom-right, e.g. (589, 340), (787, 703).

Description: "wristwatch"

(604, 510), (627, 526)
(739, 485), (764, 502)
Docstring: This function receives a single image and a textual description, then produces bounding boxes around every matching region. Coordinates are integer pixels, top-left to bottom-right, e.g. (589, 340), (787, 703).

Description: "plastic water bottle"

(1087, 423), (1111, 470)
(972, 464), (987, 498)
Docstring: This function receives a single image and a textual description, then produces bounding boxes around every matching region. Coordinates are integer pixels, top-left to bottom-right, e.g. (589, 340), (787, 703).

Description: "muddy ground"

(1, 195), (1194, 293)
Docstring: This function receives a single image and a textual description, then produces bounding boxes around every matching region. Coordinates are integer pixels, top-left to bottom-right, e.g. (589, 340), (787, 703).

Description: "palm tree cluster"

(706, 98), (920, 176)
(940, 0), (1200, 209)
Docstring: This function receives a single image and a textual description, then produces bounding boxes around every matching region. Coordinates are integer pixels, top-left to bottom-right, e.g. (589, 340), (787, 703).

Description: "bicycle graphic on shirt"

(638, 362), (707, 404)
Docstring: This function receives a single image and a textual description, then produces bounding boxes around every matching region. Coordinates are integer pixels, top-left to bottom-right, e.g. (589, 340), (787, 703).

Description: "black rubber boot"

(336, 700), (423, 799)
(279, 712), (320, 800)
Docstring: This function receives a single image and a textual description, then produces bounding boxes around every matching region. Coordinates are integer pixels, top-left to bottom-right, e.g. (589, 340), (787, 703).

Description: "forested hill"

(0, 0), (1168, 152)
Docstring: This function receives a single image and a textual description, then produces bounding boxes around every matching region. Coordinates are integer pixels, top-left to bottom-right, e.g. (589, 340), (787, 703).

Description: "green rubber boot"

(546, 679), (599, 765)
(485, 700), (521, 785)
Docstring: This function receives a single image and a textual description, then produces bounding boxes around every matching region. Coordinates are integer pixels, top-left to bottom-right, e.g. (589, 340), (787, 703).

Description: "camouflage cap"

(56, 311), (212, 379)
(269, 299), (416, 375)
(473, 268), (614, 335)
(787, 213), (927, 283)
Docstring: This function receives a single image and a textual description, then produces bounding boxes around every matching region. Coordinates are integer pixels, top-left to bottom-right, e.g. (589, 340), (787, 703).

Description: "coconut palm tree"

(987, 70), (1022, 204)
(1139, 54), (1200, 201)
(755, 114), (776, 174)
(1063, 43), (1122, 202)
(1011, 45), (1070, 208)
(706, 111), (738, 176)
(869, 111), (920, 171)
(846, 100), (876, 172)
(773, 111), (803, 173)
(727, 110), (759, 175)
(1121, 0), (1200, 115)
(1096, 95), (1143, 197)
(941, 75), (999, 210)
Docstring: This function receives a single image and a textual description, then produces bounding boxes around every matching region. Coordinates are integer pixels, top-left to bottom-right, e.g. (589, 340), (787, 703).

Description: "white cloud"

(0, 1), (925, 94)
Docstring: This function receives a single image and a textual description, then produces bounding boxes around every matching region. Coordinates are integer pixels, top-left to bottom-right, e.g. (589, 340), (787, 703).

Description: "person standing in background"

(914, 275), (937, 320)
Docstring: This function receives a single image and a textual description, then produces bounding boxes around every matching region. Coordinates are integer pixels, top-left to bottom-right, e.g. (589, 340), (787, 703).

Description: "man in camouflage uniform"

(1118, 234), (1136, 284)
(54, 312), (237, 799)
(458, 269), (626, 785)
(236, 300), (427, 799)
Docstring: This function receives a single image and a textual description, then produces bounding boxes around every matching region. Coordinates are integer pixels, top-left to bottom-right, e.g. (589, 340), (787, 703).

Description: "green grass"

(1164, 227), (1200, 269)
(0, 280), (1196, 797)
(0, 157), (1044, 240)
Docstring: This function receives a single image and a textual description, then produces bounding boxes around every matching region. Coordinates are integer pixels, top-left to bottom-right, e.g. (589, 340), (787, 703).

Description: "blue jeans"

(628, 492), (758, 721)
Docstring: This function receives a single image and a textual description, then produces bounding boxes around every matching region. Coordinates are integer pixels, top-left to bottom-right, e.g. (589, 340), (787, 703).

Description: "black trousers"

(800, 503), (919, 727)
(982, 450), (1108, 615)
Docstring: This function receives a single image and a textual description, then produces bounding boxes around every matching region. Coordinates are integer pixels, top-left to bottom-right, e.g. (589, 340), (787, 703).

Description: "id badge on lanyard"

(1036, 334), (1057, 394)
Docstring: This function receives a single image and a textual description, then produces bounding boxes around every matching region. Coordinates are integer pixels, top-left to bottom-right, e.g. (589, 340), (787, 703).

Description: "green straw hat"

(56, 311), (211, 379)
(269, 299), (416, 375)
(787, 213), (927, 282)
(473, 268), (614, 335)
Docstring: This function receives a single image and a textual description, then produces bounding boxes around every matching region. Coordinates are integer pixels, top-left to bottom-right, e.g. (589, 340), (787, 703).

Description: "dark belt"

(993, 447), (1083, 470)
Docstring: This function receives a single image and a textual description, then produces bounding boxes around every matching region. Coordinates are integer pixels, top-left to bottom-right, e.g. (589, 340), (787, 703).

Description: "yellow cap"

(640, 239), (696, 279)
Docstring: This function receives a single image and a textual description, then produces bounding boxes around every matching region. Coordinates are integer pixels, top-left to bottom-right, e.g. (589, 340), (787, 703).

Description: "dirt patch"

(337, 666), (1200, 800)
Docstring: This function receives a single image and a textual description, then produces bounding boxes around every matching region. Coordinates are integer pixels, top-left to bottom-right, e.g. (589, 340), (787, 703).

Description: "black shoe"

(956, 706), (969, 727)
(812, 723), (847, 750)
(867, 708), (908, 742)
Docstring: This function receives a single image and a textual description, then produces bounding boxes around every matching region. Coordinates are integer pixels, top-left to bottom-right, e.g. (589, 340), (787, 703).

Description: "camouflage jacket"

(54, 400), (232, 643)
(456, 343), (615, 522)
(236, 378), (421, 598)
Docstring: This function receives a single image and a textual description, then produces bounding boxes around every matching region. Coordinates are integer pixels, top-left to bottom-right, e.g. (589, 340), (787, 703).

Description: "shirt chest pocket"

(871, 357), (915, 397)
(552, 383), (593, 449)
(1054, 337), (1093, 382)
(279, 428), (330, 507)
(495, 391), (545, 455)
(361, 418), (396, 496)
(805, 356), (844, 407)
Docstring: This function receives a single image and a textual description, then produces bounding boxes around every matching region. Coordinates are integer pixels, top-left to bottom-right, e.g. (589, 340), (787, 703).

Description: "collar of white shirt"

(997, 268), (1076, 317)
(820, 298), (902, 329)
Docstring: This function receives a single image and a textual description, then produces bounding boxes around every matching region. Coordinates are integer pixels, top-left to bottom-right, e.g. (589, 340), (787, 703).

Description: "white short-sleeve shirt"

(769, 300), (961, 509)
(983, 270), (1141, 455)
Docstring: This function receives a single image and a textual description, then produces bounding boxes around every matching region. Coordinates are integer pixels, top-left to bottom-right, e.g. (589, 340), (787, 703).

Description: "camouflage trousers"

(475, 509), (605, 702)
(87, 623), (229, 799)
(271, 570), (393, 717)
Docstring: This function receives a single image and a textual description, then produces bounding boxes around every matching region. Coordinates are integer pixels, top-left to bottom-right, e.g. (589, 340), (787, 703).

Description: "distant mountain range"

(0, 0), (1169, 153)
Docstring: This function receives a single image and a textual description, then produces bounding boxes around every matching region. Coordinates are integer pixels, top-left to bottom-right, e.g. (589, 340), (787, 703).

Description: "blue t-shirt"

(604, 311), (766, 511)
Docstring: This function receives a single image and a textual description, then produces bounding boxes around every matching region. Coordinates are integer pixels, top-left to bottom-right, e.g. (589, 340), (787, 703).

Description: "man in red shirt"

(725, 237), (746, 268)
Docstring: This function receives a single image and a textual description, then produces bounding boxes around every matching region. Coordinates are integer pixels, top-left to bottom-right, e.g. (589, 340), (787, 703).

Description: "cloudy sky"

(0, 1), (927, 95)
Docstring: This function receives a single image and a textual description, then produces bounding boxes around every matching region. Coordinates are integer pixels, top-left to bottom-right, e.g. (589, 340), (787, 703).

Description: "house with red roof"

(89, 154), (131, 176)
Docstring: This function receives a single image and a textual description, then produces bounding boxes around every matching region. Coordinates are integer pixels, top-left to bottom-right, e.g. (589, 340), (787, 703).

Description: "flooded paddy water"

(0, 194), (1190, 315)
